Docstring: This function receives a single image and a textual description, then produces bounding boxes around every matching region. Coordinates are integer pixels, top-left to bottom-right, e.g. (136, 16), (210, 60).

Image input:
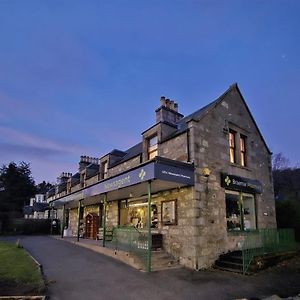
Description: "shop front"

(221, 173), (262, 233)
(51, 157), (194, 270)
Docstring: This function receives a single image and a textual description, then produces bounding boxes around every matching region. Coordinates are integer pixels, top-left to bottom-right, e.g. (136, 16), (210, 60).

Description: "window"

(101, 161), (108, 179)
(148, 135), (158, 160)
(240, 135), (247, 167)
(225, 191), (256, 231)
(229, 130), (236, 164)
(118, 200), (158, 228)
(229, 129), (248, 167)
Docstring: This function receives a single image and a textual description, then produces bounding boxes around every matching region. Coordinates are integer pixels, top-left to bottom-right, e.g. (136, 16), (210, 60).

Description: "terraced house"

(47, 83), (278, 272)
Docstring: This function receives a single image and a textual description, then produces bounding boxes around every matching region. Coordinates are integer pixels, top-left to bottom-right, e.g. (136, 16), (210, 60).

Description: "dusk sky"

(0, 1), (299, 184)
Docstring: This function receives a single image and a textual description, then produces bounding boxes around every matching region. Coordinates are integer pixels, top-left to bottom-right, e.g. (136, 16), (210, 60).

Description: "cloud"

(0, 125), (91, 156)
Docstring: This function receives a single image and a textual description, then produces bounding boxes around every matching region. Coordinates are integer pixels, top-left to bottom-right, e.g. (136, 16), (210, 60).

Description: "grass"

(0, 241), (44, 295)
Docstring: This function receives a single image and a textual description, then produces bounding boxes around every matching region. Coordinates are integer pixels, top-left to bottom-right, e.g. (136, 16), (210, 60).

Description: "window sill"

(229, 163), (252, 172)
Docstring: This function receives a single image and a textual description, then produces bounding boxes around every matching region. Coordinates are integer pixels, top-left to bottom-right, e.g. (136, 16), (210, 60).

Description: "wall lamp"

(202, 167), (211, 194)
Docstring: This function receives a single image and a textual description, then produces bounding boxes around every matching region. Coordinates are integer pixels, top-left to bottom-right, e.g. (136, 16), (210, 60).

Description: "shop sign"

(53, 161), (195, 205)
(221, 173), (262, 194)
(86, 163), (155, 196)
(155, 163), (194, 185)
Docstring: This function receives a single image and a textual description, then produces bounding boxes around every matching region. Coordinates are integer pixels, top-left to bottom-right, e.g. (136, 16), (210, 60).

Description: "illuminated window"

(229, 130), (236, 163)
(240, 135), (247, 167)
(226, 191), (256, 231)
(148, 135), (158, 160)
(101, 161), (108, 179)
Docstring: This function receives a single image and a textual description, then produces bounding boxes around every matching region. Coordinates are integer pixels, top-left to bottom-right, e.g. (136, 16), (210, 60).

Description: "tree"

(35, 181), (54, 194)
(0, 162), (36, 216)
(272, 152), (290, 171)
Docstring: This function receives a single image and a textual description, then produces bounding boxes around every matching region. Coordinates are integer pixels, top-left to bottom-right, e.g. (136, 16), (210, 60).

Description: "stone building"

(47, 83), (276, 270)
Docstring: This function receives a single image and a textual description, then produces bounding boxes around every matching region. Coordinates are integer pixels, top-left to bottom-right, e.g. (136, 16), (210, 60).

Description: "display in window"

(119, 201), (158, 228)
(226, 193), (241, 231)
(162, 200), (177, 225)
(225, 191), (256, 231)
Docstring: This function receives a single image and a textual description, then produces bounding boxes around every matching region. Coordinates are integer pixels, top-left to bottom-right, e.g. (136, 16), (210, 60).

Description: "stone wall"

(189, 85), (276, 269)
(160, 133), (188, 162)
(154, 187), (196, 269)
(109, 156), (141, 177)
(68, 208), (78, 236)
(106, 201), (118, 228)
(85, 175), (99, 186)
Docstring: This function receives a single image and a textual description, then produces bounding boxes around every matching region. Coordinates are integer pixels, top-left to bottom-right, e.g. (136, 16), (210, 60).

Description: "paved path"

(2, 236), (300, 300)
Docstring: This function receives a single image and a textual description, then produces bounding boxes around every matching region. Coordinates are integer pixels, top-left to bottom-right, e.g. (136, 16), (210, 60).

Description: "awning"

(50, 157), (194, 208)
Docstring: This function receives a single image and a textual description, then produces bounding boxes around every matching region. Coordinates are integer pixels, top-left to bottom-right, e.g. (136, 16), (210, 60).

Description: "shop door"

(85, 213), (99, 240)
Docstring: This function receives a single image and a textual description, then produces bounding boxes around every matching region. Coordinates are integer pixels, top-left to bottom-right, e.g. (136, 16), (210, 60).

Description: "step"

(215, 260), (243, 271)
(218, 255), (243, 264)
(214, 265), (244, 274)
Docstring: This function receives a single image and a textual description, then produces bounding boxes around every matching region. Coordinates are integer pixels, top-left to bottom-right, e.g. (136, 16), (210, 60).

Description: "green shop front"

(50, 158), (194, 271)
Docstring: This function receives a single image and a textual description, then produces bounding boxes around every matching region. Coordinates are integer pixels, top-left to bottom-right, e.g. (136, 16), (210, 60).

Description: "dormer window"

(101, 161), (108, 179)
(148, 135), (158, 160)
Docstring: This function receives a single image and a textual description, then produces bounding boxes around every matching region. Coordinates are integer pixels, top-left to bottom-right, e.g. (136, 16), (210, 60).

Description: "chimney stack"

(79, 155), (100, 172)
(156, 96), (183, 124)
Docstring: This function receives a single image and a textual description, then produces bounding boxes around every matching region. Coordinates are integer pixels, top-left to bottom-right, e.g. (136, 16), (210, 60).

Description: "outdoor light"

(202, 167), (211, 177)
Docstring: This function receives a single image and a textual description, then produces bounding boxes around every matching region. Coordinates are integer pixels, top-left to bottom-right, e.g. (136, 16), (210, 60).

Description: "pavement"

(1, 236), (300, 300)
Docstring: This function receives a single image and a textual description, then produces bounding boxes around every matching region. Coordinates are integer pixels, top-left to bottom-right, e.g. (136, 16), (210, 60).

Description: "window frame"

(229, 129), (236, 164)
(240, 134), (247, 167)
(225, 190), (257, 232)
(147, 134), (158, 160)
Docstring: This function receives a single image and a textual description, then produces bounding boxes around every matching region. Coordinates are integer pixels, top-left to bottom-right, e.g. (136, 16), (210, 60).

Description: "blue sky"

(0, 0), (299, 183)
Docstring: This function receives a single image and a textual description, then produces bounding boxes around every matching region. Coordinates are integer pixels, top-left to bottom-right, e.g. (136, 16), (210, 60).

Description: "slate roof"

(109, 142), (143, 168)
(23, 205), (33, 215)
(86, 163), (99, 179)
(33, 202), (49, 212)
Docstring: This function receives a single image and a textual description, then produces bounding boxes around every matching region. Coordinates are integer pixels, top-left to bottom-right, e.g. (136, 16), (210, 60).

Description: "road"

(2, 236), (300, 300)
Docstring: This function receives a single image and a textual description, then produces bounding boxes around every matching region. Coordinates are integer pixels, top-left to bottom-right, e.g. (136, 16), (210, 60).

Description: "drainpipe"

(77, 200), (82, 242)
(102, 193), (107, 247)
(147, 180), (152, 272)
(61, 204), (65, 239)
(50, 204), (53, 235)
(187, 129), (191, 162)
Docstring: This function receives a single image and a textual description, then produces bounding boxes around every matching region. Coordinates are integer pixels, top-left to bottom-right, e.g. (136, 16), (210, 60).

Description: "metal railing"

(107, 226), (151, 271)
(242, 228), (297, 274)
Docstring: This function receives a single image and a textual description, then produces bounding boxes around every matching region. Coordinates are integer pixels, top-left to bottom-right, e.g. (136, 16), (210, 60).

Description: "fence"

(107, 226), (151, 271)
(242, 228), (297, 274)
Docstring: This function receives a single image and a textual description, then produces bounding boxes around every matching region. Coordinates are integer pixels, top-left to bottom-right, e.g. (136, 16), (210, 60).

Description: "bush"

(276, 199), (300, 242)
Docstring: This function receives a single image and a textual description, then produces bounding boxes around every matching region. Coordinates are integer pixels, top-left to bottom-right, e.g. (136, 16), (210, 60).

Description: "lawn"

(0, 241), (44, 296)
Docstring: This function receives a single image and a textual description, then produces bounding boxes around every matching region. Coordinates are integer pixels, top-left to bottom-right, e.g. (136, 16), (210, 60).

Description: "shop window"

(229, 130), (236, 164)
(240, 135), (247, 167)
(101, 161), (108, 179)
(118, 200), (158, 228)
(148, 135), (158, 160)
(226, 191), (256, 231)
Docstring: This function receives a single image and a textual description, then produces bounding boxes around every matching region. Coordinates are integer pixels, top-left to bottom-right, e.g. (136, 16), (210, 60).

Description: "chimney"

(79, 155), (99, 172)
(155, 96), (183, 124)
(57, 172), (72, 184)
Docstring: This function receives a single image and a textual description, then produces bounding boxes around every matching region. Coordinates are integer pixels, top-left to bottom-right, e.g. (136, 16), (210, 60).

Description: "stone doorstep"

(52, 236), (145, 271)
(0, 297), (45, 300)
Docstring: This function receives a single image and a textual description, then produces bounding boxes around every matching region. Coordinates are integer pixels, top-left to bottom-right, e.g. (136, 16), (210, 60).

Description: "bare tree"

(272, 152), (290, 171)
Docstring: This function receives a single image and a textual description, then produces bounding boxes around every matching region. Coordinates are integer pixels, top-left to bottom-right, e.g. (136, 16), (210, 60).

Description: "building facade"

(24, 194), (49, 219)
(47, 84), (276, 270)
